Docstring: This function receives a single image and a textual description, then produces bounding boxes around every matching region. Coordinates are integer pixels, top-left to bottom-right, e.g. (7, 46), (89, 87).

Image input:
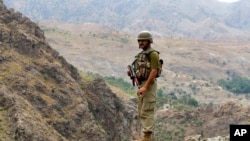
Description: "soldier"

(128, 31), (161, 141)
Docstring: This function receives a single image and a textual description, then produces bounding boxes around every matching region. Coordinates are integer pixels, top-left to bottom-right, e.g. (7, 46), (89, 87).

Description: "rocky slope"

(156, 102), (250, 141)
(0, 1), (138, 140)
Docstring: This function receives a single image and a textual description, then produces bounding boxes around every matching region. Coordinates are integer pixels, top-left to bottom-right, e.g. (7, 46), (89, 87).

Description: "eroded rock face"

(0, 75), (138, 141)
(0, 1), (138, 140)
(86, 78), (138, 141)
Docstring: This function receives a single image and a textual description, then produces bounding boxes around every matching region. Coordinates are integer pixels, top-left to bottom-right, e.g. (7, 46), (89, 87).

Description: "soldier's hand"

(137, 86), (147, 96)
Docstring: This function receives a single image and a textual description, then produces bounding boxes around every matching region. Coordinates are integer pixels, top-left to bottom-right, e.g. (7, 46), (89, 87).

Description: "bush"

(218, 77), (250, 94)
(156, 88), (199, 110)
(104, 76), (136, 95)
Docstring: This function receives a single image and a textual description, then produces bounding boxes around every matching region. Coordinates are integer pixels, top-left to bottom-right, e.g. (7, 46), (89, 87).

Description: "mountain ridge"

(3, 0), (250, 41)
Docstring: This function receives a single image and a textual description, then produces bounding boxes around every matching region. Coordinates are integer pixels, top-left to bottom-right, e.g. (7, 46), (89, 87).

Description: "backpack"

(132, 48), (163, 79)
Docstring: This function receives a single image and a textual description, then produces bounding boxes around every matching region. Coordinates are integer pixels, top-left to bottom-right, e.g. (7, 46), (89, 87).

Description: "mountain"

(224, 0), (250, 29)
(0, 1), (138, 140)
(3, 0), (250, 41)
(1, 0), (250, 140)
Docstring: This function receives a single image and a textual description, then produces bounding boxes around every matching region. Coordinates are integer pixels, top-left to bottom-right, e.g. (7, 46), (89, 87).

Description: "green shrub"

(156, 88), (199, 110)
(218, 77), (250, 94)
(104, 76), (136, 96)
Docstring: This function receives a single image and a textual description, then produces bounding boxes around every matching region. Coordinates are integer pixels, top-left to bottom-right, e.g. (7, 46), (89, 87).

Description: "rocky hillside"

(0, 1), (138, 140)
(3, 0), (250, 41)
(1, 1), (250, 141)
(156, 102), (250, 141)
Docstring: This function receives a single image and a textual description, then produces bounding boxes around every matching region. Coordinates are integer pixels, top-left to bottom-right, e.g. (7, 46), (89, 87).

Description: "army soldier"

(128, 31), (161, 141)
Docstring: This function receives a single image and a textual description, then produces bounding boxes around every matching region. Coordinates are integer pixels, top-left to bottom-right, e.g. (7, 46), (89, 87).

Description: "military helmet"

(137, 31), (153, 43)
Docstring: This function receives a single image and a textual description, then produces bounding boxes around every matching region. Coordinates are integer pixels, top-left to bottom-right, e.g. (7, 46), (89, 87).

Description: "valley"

(39, 21), (250, 108)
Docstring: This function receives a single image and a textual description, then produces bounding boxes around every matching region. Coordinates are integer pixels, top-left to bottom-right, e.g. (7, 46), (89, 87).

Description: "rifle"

(127, 65), (139, 87)
(128, 65), (141, 136)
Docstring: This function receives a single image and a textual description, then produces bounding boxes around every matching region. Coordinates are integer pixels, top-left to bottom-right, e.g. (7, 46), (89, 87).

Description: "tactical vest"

(132, 48), (163, 80)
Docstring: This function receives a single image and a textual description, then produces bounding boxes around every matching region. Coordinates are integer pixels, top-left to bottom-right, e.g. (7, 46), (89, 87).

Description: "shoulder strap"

(148, 50), (159, 55)
(145, 48), (159, 55)
(146, 50), (160, 63)
(142, 48), (154, 54)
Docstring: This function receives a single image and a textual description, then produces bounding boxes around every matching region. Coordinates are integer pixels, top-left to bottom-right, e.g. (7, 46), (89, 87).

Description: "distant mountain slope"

(224, 0), (250, 29)
(3, 0), (250, 40)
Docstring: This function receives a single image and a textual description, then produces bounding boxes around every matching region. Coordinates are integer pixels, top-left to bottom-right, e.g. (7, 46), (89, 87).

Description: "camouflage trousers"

(138, 80), (157, 133)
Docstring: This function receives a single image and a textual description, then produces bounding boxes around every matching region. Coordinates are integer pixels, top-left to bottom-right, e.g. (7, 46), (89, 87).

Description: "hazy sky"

(218, 0), (240, 3)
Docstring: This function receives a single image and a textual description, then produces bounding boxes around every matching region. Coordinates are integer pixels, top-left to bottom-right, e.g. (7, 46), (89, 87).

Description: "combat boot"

(134, 132), (152, 141)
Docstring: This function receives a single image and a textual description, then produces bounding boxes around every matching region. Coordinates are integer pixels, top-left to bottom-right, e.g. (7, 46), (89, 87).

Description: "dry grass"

(0, 107), (13, 141)
(108, 84), (133, 101)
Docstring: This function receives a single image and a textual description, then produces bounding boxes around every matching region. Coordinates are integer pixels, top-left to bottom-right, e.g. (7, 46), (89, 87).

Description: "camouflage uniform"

(132, 31), (160, 141)
(137, 49), (159, 133)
